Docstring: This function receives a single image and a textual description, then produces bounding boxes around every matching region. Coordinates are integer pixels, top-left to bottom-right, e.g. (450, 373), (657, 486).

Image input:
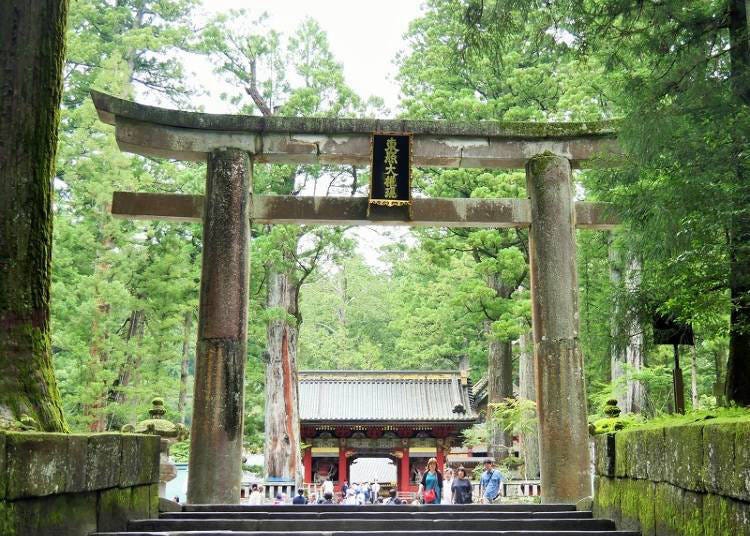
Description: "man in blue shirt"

(292, 488), (308, 504)
(479, 459), (503, 503)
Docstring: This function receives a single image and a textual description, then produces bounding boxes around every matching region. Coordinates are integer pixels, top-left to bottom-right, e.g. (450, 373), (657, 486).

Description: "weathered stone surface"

(654, 482), (684, 536)
(593, 476), (621, 526)
(0, 500), (14, 536)
(703, 493), (750, 535)
(681, 490), (704, 536)
(526, 153), (591, 504)
(64, 434), (88, 493)
(664, 423), (704, 492)
(703, 422), (739, 499)
(148, 482), (159, 517)
(188, 148), (250, 504)
(614, 430), (633, 478)
(97, 487), (131, 531)
(641, 427), (666, 482)
(594, 434), (616, 477)
(120, 434), (160, 487)
(158, 497), (181, 512)
(735, 420), (750, 502)
(0, 432), (6, 500)
(6, 432), (70, 499)
(86, 433), (122, 491)
(130, 485), (152, 521)
(12, 491), (98, 536)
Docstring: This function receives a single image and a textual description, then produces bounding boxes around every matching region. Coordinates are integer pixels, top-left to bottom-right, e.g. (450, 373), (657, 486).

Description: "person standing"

(322, 477), (335, 497)
(247, 483), (263, 505)
(417, 458), (443, 504)
(292, 489), (308, 504)
(371, 480), (380, 503)
(451, 466), (473, 504)
(441, 468), (454, 504)
(479, 459), (504, 504)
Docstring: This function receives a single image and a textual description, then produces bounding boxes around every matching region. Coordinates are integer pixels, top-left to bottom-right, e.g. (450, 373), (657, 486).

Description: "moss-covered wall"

(0, 431), (160, 535)
(592, 420), (750, 535)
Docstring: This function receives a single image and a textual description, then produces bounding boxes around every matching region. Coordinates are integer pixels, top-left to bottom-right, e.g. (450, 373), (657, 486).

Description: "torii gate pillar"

(187, 148), (251, 504)
(526, 152), (591, 504)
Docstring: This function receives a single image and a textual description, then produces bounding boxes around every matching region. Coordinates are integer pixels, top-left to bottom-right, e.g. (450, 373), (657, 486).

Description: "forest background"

(51, 0), (749, 455)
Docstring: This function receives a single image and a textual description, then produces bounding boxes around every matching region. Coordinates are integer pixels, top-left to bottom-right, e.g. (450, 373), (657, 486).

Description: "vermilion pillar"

(436, 446), (445, 472)
(399, 448), (410, 492)
(303, 447), (312, 484)
(338, 446), (348, 488)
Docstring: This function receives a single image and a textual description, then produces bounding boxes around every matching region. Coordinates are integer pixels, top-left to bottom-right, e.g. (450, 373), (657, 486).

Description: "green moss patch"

(664, 423), (704, 492)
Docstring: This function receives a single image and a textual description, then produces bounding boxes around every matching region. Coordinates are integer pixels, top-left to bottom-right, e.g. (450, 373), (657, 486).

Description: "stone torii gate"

(91, 90), (619, 505)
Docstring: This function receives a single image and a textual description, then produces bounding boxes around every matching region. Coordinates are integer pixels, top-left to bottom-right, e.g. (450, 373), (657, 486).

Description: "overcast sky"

(185, 1), (427, 264)
(193, 0), (426, 113)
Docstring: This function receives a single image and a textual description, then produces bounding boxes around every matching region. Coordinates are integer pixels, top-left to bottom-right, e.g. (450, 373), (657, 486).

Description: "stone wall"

(593, 420), (750, 535)
(0, 431), (160, 535)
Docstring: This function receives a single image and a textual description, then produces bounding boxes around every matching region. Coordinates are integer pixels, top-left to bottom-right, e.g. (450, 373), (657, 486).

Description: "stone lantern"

(123, 398), (189, 497)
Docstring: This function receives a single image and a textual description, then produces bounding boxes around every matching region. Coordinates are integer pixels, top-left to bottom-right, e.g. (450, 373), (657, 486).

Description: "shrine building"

(299, 370), (478, 492)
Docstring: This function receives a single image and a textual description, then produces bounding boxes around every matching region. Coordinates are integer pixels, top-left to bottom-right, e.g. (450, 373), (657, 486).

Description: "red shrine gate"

(298, 370), (477, 493)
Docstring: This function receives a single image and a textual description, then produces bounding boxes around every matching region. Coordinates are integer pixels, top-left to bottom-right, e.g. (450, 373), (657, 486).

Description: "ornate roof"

(298, 370), (478, 424)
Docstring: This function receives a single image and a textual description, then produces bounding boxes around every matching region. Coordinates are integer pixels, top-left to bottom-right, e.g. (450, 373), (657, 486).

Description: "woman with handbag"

(417, 458), (443, 504)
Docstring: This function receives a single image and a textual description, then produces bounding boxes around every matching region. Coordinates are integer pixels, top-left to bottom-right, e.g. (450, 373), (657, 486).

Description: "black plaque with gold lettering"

(369, 134), (411, 218)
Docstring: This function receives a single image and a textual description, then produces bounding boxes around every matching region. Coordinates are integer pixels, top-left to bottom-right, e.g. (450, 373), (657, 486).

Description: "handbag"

(423, 488), (437, 503)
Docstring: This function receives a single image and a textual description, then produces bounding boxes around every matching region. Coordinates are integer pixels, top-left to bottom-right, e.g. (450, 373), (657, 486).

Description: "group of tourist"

(416, 458), (502, 505)
(245, 458), (504, 505)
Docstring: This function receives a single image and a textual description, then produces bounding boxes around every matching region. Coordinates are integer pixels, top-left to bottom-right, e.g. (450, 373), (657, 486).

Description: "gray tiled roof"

(299, 370), (478, 423)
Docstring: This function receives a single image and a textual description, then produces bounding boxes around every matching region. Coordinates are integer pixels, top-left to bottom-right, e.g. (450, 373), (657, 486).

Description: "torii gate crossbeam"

(91, 90), (620, 505)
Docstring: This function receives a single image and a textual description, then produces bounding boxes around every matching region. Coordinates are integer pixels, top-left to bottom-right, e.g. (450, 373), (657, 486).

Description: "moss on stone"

(594, 433), (616, 477)
(0, 501), (15, 536)
(593, 476), (621, 525)
(654, 482), (684, 536)
(703, 493), (750, 535)
(0, 433), (6, 500)
(130, 485), (150, 520)
(148, 482), (159, 517)
(682, 490), (704, 536)
(664, 423), (704, 492)
(85, 433), (122, 491)
(618, 478), (642, 531)
(734, 420), (750, 502)
(120, 434), (160, 488)
(12, 491), (98, 536)
(97, 486), (131, 531)
(91, 90), (621, 140)
(702, 422), (738, 499)
(64, 434), (88, 493)
(614, 430), (635, 478)
(6, 432), (70, 499)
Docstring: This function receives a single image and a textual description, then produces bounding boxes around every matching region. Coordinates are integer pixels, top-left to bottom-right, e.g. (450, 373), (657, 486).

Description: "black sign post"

(653, 313), (694, 414)
(369, 133), (411, 220)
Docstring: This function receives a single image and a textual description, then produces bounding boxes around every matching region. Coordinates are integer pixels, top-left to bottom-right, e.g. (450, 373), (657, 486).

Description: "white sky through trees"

(196, 0), (425, 114)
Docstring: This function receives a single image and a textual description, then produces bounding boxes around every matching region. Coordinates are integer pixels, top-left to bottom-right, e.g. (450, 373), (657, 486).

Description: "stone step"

(183, 504), (578, 513)
(126, 518), (619, 532)
(94, 531), (641, 536)
(160, 510), (594, 520)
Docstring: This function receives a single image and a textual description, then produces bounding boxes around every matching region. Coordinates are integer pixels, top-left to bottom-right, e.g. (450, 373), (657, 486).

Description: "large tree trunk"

(264, 264), (303, 485)
(726, 0), (750, 406)
(485, 323), (513, 460)
(485, 274), (514, 460)
(608, 238), (646, 413)
(518, 332), (539, 479)
(0, 0), (70, 432)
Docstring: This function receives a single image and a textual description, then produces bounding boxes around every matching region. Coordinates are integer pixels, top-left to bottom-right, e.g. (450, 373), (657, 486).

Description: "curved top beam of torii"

(91, 90), (620, 169)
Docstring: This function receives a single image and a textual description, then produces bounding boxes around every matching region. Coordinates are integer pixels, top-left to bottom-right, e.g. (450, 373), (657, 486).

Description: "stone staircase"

(91, 503), (639, 535)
